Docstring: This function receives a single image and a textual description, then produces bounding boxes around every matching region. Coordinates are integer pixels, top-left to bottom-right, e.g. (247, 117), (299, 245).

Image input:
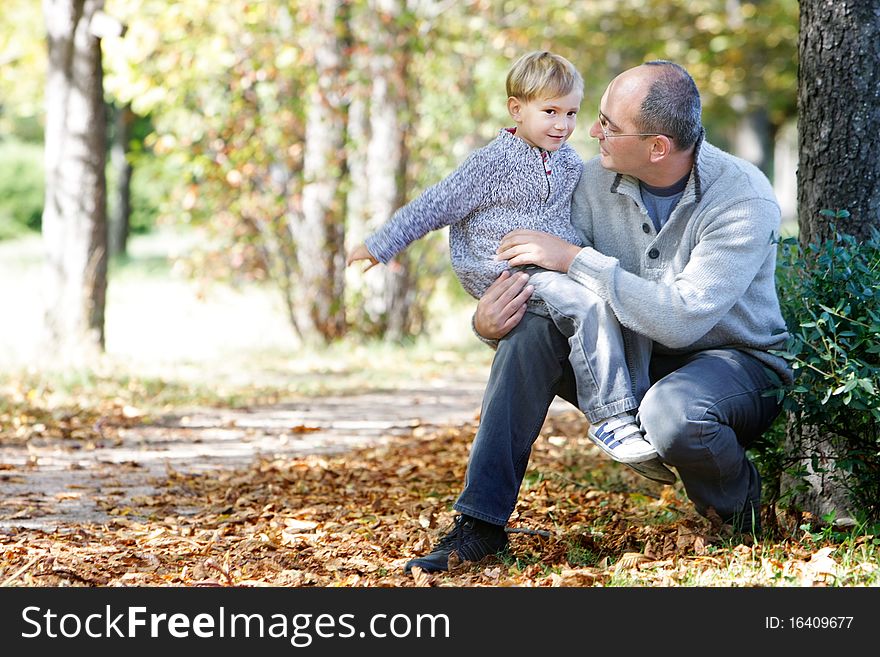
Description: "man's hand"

(474, 270), (533, 340)
(497, 229), (581, 272)
(346, 243), (380, 272)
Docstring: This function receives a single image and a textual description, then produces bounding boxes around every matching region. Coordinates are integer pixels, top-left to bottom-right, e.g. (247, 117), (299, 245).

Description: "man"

(404, 61), (792, 574)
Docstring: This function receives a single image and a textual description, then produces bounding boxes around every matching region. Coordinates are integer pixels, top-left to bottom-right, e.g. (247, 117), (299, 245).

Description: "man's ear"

(649, 135), (672, 163)
(507, 96), (523, 122)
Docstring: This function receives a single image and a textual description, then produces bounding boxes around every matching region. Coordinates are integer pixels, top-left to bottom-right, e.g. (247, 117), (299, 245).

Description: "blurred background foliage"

(0, 0), (799, 344)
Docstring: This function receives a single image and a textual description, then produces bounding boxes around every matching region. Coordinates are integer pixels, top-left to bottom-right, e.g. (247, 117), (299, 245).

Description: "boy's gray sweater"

(567, 139), (793, 383)
(365, 128), (583, 299)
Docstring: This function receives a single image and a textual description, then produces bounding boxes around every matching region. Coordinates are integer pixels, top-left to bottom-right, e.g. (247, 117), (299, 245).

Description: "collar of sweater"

(611, 129), (706, 206)
(498, 126), (562, 161)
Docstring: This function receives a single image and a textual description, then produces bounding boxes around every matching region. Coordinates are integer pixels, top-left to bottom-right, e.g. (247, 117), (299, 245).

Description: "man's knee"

(639, 385), (700, 463)
(490, 312), (575, 404)
(498, 311), (568, 361)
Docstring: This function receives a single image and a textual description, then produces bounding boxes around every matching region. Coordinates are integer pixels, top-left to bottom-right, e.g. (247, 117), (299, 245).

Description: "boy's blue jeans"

(526, 268), (651, 423)
(453, 312), (780, 527)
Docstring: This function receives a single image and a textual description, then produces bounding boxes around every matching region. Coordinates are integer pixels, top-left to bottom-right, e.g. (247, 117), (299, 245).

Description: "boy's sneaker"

(624, 458), (677, 485)
(587, 412), (657, 463)
(404, 515), (508, 574)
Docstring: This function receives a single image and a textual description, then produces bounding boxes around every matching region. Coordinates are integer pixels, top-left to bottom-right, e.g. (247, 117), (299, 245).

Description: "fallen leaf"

(290, 425), (321, 434)
(418, 512), (433, 529)
(552, 568), (603, 586)
(613, 552), (651, 575)
(284, 518), (319, 531)
(803, 546), (838, 578)
(410, 566), (432, 587)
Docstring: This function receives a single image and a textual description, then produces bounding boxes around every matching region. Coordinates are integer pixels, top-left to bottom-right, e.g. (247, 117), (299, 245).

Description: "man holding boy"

(349, 51), (662, 466)
(405, 60), (792, 574)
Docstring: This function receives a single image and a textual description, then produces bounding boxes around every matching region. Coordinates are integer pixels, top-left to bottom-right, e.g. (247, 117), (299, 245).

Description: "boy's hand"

(346, 243), (380, 272)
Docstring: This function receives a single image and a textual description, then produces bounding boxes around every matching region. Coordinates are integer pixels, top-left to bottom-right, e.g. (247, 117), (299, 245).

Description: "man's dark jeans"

(453, 313), (780, 526)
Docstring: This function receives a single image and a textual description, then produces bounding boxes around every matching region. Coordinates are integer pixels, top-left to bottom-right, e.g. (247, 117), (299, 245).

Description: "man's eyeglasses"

(598, 113), (669, 139)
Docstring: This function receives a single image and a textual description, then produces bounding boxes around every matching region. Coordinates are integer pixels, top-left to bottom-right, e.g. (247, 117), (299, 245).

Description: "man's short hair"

(506, 51), (584, 102)
(637, 61), (703, 149)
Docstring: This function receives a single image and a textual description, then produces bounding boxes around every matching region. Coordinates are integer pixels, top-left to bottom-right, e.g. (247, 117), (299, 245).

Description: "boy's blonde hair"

(506, 51), (584, 102)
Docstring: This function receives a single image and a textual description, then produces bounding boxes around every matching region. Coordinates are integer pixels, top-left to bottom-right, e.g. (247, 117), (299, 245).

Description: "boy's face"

(508, 90), (582, 152)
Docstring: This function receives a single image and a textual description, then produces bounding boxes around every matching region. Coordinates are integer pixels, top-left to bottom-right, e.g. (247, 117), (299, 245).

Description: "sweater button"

(648, 248), (660, 259)
(642, 223), (651, 234)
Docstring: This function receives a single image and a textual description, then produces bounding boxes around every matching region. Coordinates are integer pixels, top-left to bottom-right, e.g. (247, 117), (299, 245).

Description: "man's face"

(588, 73), (656, 176)
(508, 90), (582, 152)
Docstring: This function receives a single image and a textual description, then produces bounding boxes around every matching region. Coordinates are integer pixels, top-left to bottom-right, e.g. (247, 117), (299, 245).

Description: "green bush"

(0, 139), (44, 238)
(127, 152), (175, 235)
(757, 211), (880, 519)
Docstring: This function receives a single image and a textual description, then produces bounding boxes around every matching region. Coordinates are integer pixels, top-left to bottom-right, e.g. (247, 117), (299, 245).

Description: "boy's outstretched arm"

(346, 243), (380, 272)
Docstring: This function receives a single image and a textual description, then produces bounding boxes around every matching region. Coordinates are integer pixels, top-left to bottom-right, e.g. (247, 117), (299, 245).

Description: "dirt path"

(1, 374), (572, 531)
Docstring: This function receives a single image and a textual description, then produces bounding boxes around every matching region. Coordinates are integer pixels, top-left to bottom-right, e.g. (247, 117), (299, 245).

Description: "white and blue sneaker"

(587, 412), (657, 464)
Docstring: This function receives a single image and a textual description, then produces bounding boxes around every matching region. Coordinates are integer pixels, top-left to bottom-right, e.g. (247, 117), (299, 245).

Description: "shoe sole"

(625, 459), (677, 484)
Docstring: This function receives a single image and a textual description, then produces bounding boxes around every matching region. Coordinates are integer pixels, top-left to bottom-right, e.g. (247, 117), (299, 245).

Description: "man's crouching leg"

(405, 313), (571, 573)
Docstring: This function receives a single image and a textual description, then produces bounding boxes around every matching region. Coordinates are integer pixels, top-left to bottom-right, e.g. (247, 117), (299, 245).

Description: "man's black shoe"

(404, 514), (508, 574)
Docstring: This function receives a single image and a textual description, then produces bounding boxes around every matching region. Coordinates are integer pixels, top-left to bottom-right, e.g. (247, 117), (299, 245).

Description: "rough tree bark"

(364, 0), (417, 341)
(41, 0), (108, 360)
(295, 0), (352, 343)
(797, 0), (880, 245)
(787, 0), (880, 521)
(109, 102), (134, 258)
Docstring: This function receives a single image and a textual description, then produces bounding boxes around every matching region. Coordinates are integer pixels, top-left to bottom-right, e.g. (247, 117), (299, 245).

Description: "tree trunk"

(109, 102), (134, 258)
(797, 0), (880, 245)
(295, 0), (351, 343)
(41, 0), (108, 361)
(343, 85), (382, 334)
(730, 107), (774, 178)
(786, 0), (880, 524)
(772, 120), (798, 225)
(364, 2), (417, 341)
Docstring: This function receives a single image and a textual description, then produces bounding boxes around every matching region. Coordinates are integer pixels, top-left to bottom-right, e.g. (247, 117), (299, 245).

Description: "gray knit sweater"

(365, 128), (584, 299)
(567, 139), (793, 383)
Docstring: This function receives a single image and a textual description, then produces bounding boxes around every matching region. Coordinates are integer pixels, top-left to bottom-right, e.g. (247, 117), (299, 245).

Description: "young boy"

(347, 51), (674, 482)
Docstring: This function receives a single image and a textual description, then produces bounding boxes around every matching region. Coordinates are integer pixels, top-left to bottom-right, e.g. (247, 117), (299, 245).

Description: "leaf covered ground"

(3, 233), (876, 588)
(2, 397), (877, 588)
